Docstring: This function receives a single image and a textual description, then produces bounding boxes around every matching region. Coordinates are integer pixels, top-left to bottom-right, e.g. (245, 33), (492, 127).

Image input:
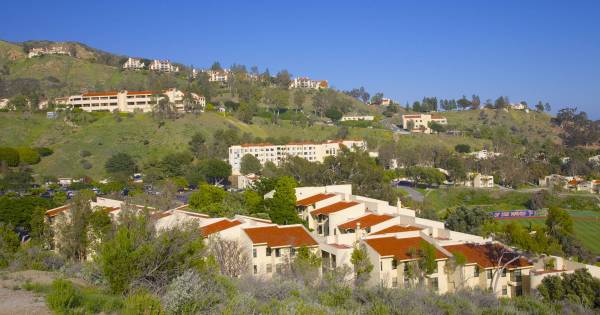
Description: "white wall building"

(122, 57), (145, 70)
(149, 59), (179, 72)
(340, 115), (375, 122)
(205, 69), (230, 82)
(460, 173), (494, 188)
(469, 150), (501, 160)
(402, 114), (447, 134)
(28, 46), (71, 58)
(55, 89), (204, 113)
(289, 77), (328, 89)
(228, 140), (366, 174)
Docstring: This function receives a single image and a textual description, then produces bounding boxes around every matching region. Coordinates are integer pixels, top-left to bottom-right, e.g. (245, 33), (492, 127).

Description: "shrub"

(47, 279), (82, 313)
(0, 147), (20, 167)
(123, 291), (164, 315)
(16, 147), (41, 165)
(35, 147), (54, 157)
(454, 144), (471, 153)
(80, 159), (93, 169)
(162, 270), (232, 314)
(79, 150), (92, 158)
(10, 244), (65, 271)
(0, 223), (20, 267)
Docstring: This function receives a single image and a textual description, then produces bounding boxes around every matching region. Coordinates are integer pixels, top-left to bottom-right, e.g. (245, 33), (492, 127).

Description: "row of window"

(253, 263), (284, 274)
(252, 247), (297, 258)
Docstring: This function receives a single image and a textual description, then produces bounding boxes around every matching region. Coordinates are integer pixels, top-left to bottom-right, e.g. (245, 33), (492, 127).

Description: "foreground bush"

(123, 291), (164, 315)
(47, 279), (82, 314)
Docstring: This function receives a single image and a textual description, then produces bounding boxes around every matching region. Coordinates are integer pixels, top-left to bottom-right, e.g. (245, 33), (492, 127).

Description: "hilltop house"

(469, 150), (502, 160)
(459, 173), (494, 188)
(340, 115), (375, 122)
(205, 69), (230, 82)
(28, 46), (72, 58)
(122, 57), (145, 70)
(401, 114), (447, 134)
(289, 77), (328, 90)
(149, 59), (179, 72)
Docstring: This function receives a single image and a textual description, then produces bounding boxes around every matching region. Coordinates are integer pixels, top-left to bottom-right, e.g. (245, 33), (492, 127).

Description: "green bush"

(16, 147), (41, 165)
(47, 279), (82, 314)
(35, 147), (54, 157)
(0, 147), (20, 167)
(123, 291), (163, 315)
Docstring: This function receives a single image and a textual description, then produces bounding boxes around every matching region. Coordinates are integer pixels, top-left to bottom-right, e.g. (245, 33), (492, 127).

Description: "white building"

(149, 60), (179, 73)
(28, 46), (71, 58)
(402, 114), (447, 134)
(55, 89), (204, 113)
(122, 57), (145, 70)
(289, 77), (328, 89)
(228, 140), (366, 174)
(469, 150), (501, 160)
(340, 115), (375, 122)
(205, 69), (230, 82)
(460, 173), (494, 188)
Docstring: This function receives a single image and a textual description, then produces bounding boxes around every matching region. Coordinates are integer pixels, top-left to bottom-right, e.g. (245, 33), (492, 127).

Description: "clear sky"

(2, 0), (599, 117)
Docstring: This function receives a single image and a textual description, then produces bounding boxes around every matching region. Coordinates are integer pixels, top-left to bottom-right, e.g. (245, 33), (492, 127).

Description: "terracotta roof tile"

(338, 213), (393, 230)
(365, 236), (448, 261)
(45, 205), (71, 217)
(370, 225), (423, 235)
(311, 201), (360, 216)
(443, 243), (532, 269)
(296, 193), (336, 207)
(201, 219), (242, 237)
(82, 91), (118, 97)
(243, 225), (317, 248)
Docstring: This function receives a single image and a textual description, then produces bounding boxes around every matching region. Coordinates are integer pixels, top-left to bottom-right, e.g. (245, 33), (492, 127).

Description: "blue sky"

(2, 1), (599, 117)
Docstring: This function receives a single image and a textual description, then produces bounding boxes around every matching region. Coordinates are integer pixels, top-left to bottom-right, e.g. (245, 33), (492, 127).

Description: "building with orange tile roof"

(401, 113), (447, 134)
(289, 77), (328, 90)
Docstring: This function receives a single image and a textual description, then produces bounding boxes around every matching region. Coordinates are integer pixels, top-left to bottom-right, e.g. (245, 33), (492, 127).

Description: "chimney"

(396, 198), (403, 215)
(356, 222), (362, 242)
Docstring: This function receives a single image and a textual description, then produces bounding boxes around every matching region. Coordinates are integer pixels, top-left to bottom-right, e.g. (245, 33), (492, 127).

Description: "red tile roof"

(338, 213), (393, 230)
(127, 90), (159, 95)
(370, 225), (423, 235)
(310, 201), (360, 216)
(443, 243), (532, 269)
(45, 205), (71, 217)
(243, 225), (317, 248)
(82, 91), (118, 97)
(296, 193), (336, 207)
(365, 236), (448, 261)
(201, 219), (242, 237)
(150, 211), (173, 220)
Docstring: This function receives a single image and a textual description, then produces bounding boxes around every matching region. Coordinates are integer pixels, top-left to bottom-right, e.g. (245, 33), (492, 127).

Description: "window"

(404, 262), (410, 273)
(253, 265), (257, 274)
(380, 261), (383, 271)
(512, 269), (522, 282)
(487, 270), (493, 280)
(291, 248), (296, 257)
(253, 248), (257, 258)
(404, 277), (410, 288)
(266, 247), (272, 256)
(266, 264), (272, 273)
(275, 264), (282, 274)
(502, 285), (507, 296)
(430, 278), (439, 291)
(275, 248), (281, 257)
(501, 268), (506, 277)
(392, 277), (398, 288)
(474, 266), (480, 277)
(392, 259), (398, 270)
(515, 285), (523, 296)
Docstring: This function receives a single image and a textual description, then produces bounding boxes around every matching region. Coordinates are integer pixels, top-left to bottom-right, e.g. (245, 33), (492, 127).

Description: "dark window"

(275, 248), (281, 257)
(474, 266), (480, 277)
(487, 270), (493, 280)
(253, 248), (257, 258)
(253, 265), (257, 274)
(392, 259), (397, 270)
(266, 247), (272, 256)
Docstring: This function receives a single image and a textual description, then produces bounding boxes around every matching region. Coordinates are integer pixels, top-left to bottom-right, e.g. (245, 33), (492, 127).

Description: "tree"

(198, 159), (231, 185)
(189, 132), (209, 159)
(159, 152), (193, 178)
(535, 101), (545, 112)
(275, 70), (292, 88)
(445, 206), (493, 235)
(457, 96), (471, 110)
(537, 269), (600, 309)
(454, 144), (471, 153)
(0, 223), (20, 267)
(291, 246), (322, 285)
(8, 95), (29, 111)
(240, 154), (262, 175)
(267, 176), (301, 225)
(208, 236), (250, 277)
(325, 107), (343, 122)
(351, 244), (373, 286)
(494, 96), (508, 109)
(54, 191), (95, 261)
(292, 90), (306, 112)
(189, 183), (226, 211)
(428, 122), (446, 134)
(105, 153), (137, 179)
(471, 95), (481, 110)
(210, 61), (222, 71)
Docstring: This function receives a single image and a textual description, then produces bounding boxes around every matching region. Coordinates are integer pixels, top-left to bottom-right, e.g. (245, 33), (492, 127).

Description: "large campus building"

(55, 88), (205, 113)
(228, 140), (366, 174)
(289, 77), (328, 89)
(45, 185), (599, 296)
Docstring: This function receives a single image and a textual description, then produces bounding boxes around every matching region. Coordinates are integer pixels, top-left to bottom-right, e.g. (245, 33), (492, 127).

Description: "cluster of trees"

(403, 95), (552, 113)
(553, 107), (600, 147)
(0, 146), (51, 167)
(445, 206), (593, 263)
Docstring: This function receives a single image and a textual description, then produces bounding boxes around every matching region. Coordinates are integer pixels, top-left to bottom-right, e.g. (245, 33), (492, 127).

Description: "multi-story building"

(228, 140), (366, 174)
(149, 59), (179, 72)
(122, 57), (145, 70)
(205, 69), (230, 82)
(401, 114), (447, 134)
(289, 77), (328, 89)
(27, 46), (72, 58)
(55, 89), (204, 113)
(469, 150), (502, 160)
(460, 173), (494, 188)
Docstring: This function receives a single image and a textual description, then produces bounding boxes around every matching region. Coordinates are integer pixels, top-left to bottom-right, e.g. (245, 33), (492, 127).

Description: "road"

(397, 185), (425, 202)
